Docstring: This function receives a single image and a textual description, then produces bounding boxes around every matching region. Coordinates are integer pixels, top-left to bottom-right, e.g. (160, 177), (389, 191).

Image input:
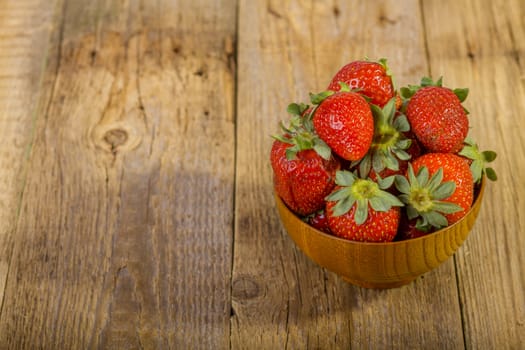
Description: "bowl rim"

(276, 175), (486, 246)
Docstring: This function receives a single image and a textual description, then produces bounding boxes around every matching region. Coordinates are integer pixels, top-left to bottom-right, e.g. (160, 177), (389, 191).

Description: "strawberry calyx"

(325, 170), (403, 225)
(377, 58), (392, 76)
(352, 97), (412, 177)
(273, 105), (331, 161)
(309, 81), (354, 105)
(394, 165), (462, 231)
(458, 137), (497, 182)
(400, 76), (443, 99)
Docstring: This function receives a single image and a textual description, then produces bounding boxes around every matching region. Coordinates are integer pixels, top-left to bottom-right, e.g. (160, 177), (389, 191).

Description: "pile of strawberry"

(271, 59), (497, 242)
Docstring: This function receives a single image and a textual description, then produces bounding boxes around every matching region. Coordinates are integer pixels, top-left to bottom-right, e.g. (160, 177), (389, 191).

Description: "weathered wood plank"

(233, 0), (464, 348)
(0, 0), (59, 315)
(423, 0), (525, 347)
(0, 0), (236, 348)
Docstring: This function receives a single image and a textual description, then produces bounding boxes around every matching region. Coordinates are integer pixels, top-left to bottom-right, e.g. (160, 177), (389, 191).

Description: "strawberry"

(327, 59), (395, 107)
(304, 209), (332, 234)
(313, 91), (374, 161)
(271, 140), (340, 216)
(395, 153), (474, 233)
(271, 107), (340, 216)
(325, 171), (403, 242)
(396, 215), (427, 241)
(404, 78), (469, 153)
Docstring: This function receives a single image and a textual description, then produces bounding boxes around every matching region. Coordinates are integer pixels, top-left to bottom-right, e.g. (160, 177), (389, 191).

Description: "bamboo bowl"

(275, 178), (485, 289)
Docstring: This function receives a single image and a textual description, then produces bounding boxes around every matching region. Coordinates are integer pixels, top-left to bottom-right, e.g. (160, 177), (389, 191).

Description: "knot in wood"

(232, 276), (262, 301)
(90, 122), (141, 155)
(103, 128), (128, 149)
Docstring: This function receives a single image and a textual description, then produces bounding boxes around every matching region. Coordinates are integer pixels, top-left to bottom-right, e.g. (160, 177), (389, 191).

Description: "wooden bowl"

(275, 178), (485, 289)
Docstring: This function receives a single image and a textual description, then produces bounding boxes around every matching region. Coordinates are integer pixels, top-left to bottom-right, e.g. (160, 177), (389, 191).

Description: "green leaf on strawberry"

(421, 76), (443, 87)
(272, 113), (332, 160)
(453, 88), (469, 102)
(458, 137), (498, 182)
(400, 76), (468, 107)
(338, 81), (352, 92)
(395, 165), (462, 231)
(312, 139), (332, 161)
(326, 170), (403, 224)
(310, 90), (335, 105)
(287, 102), (309, 116)
(352, 97), (413, 177)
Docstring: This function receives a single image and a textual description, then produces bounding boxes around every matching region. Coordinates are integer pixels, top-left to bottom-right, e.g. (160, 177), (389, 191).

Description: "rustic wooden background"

(0, 0), (523, 348)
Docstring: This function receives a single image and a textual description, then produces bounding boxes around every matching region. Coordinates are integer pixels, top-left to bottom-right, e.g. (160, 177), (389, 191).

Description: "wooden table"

(0, 0), (523, 348)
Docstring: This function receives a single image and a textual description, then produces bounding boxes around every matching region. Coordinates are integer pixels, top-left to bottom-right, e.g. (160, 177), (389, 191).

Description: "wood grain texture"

(0, 0), (236, 348)
(232, 0), (463, 348)
(423, 0), (525, 347)
(0, 0), (58, 312)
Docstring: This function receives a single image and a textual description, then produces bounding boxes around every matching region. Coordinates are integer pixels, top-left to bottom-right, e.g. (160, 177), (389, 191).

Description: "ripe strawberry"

(271, 107), (340, 216)
(405, 80), (469, 153)
(304, 209), (332, 234)
(325, 171), (403, 242)
(396, 215), (427, 241)
(313, 91), (374, 161)
(271, 140), (340, 216)
(395, 153), (474, 233)
(327, 59), (395, 107)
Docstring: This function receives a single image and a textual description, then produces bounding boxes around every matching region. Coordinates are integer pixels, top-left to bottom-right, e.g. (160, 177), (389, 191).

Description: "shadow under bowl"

(275, 177), (486, 289)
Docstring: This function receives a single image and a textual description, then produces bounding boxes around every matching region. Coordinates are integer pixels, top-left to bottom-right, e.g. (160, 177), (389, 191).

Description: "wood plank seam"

(418, 0), (432, 78)
(228, 2), (240, 350)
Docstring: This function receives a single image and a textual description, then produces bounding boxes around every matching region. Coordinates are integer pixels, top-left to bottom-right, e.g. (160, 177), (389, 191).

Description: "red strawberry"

(271, 102), (340, 216)
(327, 59), (395, 107)
(271, 140), (340, 216)
(412, 153), (473, 224)
(406, 85), (469, 153)
(304, 210), (332, 234)
(395, 153), (474, 232)
(313, 91), (374, 161)
(325, 171), (403, 242)
(395, 215), (426, 240)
